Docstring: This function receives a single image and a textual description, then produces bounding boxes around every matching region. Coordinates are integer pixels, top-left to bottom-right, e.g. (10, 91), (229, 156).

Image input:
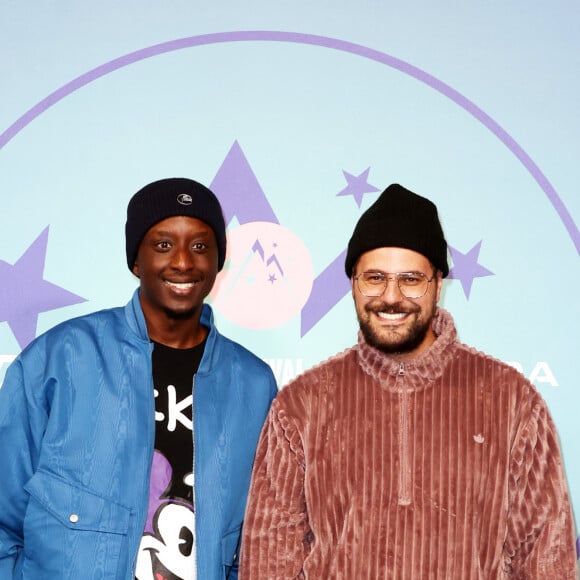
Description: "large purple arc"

(1, 30), (577, 252)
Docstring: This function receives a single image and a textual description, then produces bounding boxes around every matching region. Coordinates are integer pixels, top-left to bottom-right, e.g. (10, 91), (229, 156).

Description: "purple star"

(448, 241), (494, 299)
(336, 167), (380, 207)
(0, 227), (87, 349)
(268, 273), (277, 284)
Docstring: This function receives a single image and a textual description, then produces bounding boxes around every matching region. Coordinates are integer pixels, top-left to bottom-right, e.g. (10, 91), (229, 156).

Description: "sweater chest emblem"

(473, 433), (485, 444)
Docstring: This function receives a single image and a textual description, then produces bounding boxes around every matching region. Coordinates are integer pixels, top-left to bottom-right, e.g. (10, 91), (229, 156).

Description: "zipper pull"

(398, 362), (406, 376)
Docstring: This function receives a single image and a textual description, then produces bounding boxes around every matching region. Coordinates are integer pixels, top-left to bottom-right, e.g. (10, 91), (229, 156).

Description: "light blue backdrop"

(1, 1), (579, 565)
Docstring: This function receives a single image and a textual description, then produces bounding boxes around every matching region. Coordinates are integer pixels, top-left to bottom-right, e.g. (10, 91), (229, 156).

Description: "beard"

(162, 304), (199, 320)
(357, 301), (435, 355)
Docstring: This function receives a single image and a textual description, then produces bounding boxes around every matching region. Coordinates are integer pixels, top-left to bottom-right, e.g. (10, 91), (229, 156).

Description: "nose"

(380, 275), (403, 302)
(171, 245), (195, 270)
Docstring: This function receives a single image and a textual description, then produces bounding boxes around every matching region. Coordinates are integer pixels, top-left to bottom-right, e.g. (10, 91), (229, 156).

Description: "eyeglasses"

(353, 271), (434, 299)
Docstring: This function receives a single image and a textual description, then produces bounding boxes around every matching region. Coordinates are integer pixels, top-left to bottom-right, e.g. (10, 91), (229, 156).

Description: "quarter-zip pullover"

(240, 308), (577, 579)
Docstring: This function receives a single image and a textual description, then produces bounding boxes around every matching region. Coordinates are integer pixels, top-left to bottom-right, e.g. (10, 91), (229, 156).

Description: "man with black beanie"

(0, 178), (277, 580)
(240, 184), (578, 579)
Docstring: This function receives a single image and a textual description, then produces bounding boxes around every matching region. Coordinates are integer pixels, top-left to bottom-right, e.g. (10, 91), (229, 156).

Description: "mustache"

(364, 301), (419, 315)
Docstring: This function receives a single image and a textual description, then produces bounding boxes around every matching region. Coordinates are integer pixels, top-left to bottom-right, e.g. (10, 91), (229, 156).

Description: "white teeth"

(377, 312), (407, 320)
(166, 281), (195, 289)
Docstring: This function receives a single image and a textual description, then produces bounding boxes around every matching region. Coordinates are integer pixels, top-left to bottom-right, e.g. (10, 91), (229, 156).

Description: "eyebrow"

(150, 228), (212, 237)
(362, 269), (425, 275)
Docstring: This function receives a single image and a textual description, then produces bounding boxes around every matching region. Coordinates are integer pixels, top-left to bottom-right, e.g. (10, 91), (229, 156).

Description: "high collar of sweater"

(356, 307), (458, 390)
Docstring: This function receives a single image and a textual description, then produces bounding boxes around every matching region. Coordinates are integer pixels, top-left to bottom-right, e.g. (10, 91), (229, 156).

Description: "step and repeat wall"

(1, 2), (579, 561)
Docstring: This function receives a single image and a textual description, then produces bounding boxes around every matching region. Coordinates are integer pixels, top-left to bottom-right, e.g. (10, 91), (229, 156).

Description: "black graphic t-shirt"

(135, 339), (205, 580)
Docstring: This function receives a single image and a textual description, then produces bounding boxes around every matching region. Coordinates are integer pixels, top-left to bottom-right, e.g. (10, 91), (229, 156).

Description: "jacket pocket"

(22, 469), (131, 578)
(222, 524), (241, 578)
(24, 469), (131, 534)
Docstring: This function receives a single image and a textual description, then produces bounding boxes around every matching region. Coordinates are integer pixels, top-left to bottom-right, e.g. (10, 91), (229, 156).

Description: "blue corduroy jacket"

(0, 289), (277, 579)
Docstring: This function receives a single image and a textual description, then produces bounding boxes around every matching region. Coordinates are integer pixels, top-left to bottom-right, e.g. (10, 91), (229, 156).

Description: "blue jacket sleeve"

(0, 356), (48, 577)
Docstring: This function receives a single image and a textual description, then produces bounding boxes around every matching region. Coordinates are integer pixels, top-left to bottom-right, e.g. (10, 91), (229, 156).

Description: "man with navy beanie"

(0, 177), (277, 579)
(240, 183), (577, 578)
(125, 177), (228, 272)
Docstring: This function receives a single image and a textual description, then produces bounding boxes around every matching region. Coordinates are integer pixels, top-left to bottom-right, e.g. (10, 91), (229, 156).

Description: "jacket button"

(69, 514), (79, 523)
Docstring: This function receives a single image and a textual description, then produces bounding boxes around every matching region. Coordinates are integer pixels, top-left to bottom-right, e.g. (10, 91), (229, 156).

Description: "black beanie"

(344, 183), (449, 278)
(125, 177), (227, 271)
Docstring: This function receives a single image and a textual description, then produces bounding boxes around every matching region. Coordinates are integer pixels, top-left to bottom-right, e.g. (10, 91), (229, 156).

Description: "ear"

(132, 262), (140, 278)
(434, 271), (443, 302)
(350, 260), (359, 299)
(350, 272), (358, 300)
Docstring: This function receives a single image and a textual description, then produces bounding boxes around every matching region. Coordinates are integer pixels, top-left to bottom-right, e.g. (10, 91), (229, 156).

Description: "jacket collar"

(197, 302), (220, 375)
(123, 289), (220, 372)
(124, 289), (149, 341)
(356, 307), (457, 390)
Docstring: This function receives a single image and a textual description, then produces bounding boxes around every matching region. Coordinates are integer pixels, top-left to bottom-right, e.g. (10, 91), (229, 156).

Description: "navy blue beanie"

(125, 177), (227, 271)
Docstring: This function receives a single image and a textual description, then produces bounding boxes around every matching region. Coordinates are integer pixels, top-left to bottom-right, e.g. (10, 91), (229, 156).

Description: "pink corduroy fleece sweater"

(240, 309), (577, 579)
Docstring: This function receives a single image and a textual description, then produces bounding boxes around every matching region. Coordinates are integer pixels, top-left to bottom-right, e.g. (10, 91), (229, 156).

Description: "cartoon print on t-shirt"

(135, 450), (195, 580)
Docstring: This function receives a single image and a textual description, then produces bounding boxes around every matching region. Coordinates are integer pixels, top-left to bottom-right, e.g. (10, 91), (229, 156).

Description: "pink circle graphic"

(211, 222), (313, 329)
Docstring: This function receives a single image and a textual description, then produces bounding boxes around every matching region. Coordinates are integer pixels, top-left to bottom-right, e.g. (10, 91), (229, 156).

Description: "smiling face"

(132, 215), (219, 335)
(352, 247), (443, 359)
